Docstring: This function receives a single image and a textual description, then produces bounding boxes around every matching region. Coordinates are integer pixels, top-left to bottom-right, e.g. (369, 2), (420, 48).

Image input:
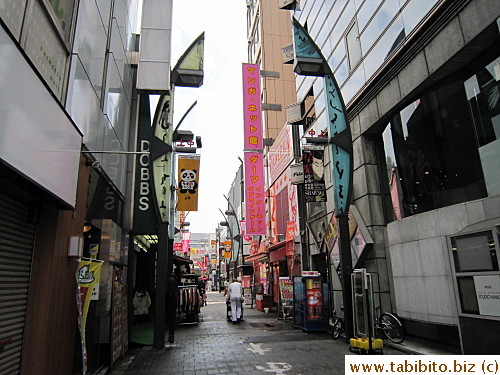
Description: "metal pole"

(338, 214), (353, 339)
(291, 124), (309, 271)
(153, 222), (168, 349)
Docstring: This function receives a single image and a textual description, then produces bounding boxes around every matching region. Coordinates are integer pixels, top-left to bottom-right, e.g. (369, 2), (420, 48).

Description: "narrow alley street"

(112, 292), (402, 375)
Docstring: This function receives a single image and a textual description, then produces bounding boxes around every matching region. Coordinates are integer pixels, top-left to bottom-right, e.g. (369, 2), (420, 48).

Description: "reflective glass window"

(362, 15), (404, 79)
(452, 232), (498, 273)
(47, 0), (76, 41)
(401, 0), (440, 37)
(381, 54), (500, 221)
(360, 0), (400, 53)
(346, 21), (362, 70)
(357, 0), (383, 32)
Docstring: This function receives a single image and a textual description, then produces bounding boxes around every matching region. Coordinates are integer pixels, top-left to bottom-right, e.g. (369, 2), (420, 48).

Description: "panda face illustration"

(181, 169), (196, 182)
(179, 169), (198, 194)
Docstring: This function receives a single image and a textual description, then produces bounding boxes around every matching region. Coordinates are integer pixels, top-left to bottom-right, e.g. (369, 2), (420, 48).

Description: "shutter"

(0, 194), (36, 375)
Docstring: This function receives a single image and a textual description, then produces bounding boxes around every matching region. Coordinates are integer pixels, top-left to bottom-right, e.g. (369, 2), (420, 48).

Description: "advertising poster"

(305, 278), (323, 321)
(242, 275), (251, 288)
(177, 155), (200, 211)
(302, 149), (327, 202)
(279, 277), (294, 304)
(76, 259), (103, 374)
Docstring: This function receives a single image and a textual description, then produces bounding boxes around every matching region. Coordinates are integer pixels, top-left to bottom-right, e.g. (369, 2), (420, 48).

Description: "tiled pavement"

(110, 292), (408, 375)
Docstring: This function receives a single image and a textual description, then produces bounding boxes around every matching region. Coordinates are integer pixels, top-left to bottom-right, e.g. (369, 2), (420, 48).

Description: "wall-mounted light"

(83, 222), (92, 233)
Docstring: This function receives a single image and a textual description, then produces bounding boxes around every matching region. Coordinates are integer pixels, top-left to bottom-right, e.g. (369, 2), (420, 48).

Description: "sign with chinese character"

(174, 242), (182, 252)
(303, 149), (327, 202)
(244, 152), (266, 235)
(242, 63), (263, 151)
(177, 155), (200, 211)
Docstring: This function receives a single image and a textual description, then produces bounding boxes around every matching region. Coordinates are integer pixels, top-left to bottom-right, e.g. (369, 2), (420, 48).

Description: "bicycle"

(375, 312), (404, 344)
(331, 311), (404, 344)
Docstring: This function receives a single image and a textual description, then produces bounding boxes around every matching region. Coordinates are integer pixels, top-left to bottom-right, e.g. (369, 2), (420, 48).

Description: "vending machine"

(302, 275), (329, 332)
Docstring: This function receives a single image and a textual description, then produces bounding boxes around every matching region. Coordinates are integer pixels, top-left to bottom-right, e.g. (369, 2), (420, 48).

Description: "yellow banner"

(177, 155), (200, 211)
(76, 259), (102, 373)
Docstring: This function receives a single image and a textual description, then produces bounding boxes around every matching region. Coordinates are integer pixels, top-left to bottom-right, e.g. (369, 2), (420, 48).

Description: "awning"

(174, 255), (193, 264)
(267, 240), (287, 262)
(245, 251), (268, 262)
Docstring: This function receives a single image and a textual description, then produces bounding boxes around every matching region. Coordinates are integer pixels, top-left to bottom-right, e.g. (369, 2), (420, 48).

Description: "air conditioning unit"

(247, 36), (254, 44)
(246, 0), (252, 7)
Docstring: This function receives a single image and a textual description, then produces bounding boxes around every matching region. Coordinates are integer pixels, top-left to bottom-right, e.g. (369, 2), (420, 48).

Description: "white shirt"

(228, 281), (242, 298)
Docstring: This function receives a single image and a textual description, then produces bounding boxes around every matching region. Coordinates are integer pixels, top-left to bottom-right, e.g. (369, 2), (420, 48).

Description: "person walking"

(227, 277), (243, 324)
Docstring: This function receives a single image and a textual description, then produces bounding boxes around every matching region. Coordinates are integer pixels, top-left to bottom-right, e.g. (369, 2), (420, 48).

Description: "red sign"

(250, 240), (259, 255)
(173, 242), (182, 252)
(286, 221), (295, 242)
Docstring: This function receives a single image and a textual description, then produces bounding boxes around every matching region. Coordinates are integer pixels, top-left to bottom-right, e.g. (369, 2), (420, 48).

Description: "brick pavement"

(111, 291), (402, 375)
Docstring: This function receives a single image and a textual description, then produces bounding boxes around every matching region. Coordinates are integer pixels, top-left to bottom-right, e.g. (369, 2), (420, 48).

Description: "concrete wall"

(348, 0), (500, 325)
(387, 195), (500, 325)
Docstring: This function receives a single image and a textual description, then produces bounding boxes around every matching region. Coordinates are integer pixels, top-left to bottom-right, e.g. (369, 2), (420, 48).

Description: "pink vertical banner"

(181, 231), (191, 253)
(242, 63), (263, 151)
(244, 152), (266, 235)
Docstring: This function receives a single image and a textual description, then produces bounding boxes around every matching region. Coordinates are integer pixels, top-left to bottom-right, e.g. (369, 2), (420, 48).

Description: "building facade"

(0, 0), (176, 373)
(244, 0), (302, 306)
(281, 0), (499, 352)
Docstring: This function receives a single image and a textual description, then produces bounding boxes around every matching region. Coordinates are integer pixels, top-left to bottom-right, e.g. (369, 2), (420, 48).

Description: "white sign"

(474, 275), (500, 317)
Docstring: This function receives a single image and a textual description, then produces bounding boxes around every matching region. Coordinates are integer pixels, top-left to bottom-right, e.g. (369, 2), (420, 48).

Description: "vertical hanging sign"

(242, 63), (263, 150)
(177, 155), (200, 211)
(242, 63), (266, 235)
(244, 152), (266, 235)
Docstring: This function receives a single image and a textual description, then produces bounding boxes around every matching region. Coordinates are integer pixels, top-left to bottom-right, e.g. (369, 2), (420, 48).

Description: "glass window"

(381, 54), (500, 221)
(334, 58), (349, 86)
(24, 0), (68, 99)
(346, 21), (362, 70)
(401, 0), (440, 37)
(341, 62), (366, 103)
(357, 0), (382, 32)
(457, 277), (480, 315)
(452, 232), (498, 273)
(360, 0), (400, 53)
(46, 0), (76, 41)
(465, 57), (500, 196)
(328, 39), (346, 72)
(362, 15), (405, 78)
(0, 0), (28, 40)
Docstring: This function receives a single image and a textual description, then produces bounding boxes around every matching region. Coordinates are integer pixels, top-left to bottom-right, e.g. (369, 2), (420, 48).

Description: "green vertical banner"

(133, 94), (157, 233)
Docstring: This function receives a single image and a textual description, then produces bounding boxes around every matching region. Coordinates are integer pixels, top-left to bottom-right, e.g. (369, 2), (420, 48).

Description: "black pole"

(338, 214), (353, 339)
(291, 124), (309, 270)
(153, 222), (168, 349)
(166, 237), (176, 343)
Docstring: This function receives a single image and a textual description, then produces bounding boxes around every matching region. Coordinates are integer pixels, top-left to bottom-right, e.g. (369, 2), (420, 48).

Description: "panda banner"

(177, 155), (200, 211)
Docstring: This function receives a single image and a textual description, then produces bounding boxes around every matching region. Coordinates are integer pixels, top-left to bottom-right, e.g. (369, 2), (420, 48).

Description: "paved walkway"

(111, 291), (407, 375)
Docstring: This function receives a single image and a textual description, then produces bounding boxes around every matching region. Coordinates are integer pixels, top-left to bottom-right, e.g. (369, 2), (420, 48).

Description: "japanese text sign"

(244, 152), (266, 235)
(242, 63), (263, 151)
